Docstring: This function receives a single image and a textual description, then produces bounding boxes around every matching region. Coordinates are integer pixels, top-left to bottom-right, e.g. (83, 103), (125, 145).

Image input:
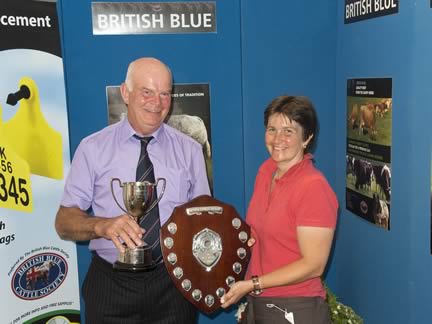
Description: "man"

(55, 57), (210, 323)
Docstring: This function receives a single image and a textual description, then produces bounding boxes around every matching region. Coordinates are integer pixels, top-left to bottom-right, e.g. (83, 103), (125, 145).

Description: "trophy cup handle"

(110, 178), (129, 215)
(146, 178), (166, 213)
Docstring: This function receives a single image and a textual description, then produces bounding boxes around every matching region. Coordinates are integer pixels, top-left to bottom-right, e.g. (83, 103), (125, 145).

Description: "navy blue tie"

(134, 135), (162, 263)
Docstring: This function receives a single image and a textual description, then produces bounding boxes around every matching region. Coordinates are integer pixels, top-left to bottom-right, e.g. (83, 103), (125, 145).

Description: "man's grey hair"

(124, 57), (172, 91)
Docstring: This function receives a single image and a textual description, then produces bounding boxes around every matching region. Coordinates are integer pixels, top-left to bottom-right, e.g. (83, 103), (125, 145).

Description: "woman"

(221, 96), (338, 323)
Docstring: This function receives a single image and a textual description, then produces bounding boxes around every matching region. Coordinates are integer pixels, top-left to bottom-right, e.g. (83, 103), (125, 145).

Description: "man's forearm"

(55, 206), (101, 241)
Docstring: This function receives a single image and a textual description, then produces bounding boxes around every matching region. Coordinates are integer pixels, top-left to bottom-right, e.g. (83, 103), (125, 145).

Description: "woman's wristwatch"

(251, 275), (263, 295)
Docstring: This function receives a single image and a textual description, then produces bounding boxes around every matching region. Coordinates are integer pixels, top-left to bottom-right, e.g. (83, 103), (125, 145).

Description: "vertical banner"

(346, 78), (392, 230)
(107, 83), (213, 191)
(0, 1), (81, 323)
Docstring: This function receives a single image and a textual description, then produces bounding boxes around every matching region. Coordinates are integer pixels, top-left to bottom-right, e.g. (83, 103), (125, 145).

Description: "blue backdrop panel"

(334, 1), (432, 323)
(240, 0), (337, 204)
(57, 1), (243, 323)
(409, 4), (432, 323)
(334, 2), (411, 323)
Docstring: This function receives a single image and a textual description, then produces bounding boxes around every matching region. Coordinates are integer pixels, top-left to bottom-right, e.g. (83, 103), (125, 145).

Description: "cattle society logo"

(11, 253), (68, 300)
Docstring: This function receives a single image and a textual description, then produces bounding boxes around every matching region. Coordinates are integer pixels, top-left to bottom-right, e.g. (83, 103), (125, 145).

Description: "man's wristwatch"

(251, 275), (263, 295)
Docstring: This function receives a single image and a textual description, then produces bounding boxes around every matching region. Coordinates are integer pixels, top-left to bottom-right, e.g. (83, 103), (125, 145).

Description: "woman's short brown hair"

(264, 95), (317, 152)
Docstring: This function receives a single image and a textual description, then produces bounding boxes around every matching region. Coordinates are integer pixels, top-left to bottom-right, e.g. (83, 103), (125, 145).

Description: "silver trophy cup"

(111, 177), (166, 271)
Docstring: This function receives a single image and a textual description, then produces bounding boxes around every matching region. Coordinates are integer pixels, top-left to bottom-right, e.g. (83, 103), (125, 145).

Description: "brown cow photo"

(347, 98), (392, 145)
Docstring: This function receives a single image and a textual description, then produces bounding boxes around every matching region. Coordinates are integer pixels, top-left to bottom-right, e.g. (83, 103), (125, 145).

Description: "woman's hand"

(220, 280), (253, 309)
(247, 237), (256, 247)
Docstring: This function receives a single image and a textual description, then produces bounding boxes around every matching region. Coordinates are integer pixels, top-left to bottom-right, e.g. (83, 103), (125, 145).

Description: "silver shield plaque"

(160, 195), (251, 314)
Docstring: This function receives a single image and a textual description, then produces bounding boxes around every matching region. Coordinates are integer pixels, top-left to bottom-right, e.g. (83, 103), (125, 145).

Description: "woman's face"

(265, 113), (311, 171)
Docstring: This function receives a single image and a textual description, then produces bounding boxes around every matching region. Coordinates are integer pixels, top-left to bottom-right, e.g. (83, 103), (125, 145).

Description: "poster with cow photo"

(346, 78), (392, 230)
(106, 83), (213, 191)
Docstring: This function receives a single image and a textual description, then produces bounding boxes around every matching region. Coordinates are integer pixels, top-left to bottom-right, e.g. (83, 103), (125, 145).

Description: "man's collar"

(119, 118), (166, 145)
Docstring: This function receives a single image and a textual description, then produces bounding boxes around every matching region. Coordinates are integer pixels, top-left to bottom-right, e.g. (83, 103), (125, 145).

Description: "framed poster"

(346, 78), (392, 230)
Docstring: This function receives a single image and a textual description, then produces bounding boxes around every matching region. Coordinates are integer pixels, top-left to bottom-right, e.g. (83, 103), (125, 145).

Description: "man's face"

(121, 63), (172, 135)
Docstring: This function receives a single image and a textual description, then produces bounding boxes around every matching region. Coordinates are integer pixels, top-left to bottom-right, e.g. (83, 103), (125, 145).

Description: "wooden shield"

(160, 195), (251, 314)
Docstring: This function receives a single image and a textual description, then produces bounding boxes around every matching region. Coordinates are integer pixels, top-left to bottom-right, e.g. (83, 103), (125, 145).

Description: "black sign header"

(344, 0), (398, 24)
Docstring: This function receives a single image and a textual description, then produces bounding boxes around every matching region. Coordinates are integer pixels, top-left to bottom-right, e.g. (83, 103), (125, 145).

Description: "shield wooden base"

(160, 195), (251, 314)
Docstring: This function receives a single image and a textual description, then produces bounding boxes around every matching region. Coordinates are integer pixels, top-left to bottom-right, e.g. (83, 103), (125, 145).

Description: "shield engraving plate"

(160, 195), (251, 314)
(192, 228), (222, 271)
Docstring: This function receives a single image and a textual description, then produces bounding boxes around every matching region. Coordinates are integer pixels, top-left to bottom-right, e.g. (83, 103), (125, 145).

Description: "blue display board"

(57, 0), (243, 323)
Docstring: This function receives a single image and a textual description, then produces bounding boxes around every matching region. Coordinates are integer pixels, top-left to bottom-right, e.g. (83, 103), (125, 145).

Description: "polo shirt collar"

(262, 153), (314, 180)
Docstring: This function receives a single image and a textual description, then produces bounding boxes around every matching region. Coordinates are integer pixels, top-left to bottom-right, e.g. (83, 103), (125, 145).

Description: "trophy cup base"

(113, 244), (157, 272)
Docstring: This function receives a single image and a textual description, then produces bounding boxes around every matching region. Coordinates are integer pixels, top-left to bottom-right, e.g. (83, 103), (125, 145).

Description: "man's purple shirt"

(61, 118), (211, 263)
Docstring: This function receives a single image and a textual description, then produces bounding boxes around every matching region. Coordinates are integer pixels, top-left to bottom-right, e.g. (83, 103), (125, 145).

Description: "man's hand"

(94, 214), (145, 253)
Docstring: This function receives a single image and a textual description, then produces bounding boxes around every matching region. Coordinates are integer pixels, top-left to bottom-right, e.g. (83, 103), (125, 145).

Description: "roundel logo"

(360, 200), (369, 214)
(11, 253), (68, 300)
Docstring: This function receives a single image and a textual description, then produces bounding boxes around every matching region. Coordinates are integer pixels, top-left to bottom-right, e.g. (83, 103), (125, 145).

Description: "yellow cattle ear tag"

(0, 104), (33, 212)
(3, 76), (63, 180)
